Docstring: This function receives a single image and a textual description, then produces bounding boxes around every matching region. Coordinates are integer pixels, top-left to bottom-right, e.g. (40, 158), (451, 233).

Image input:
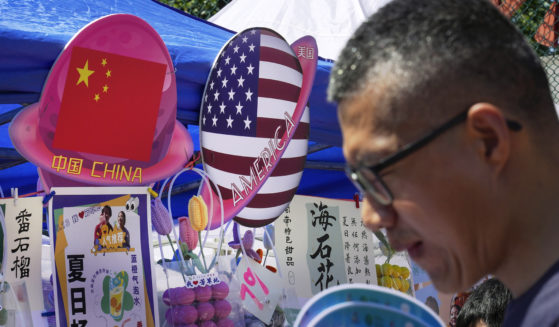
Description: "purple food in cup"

(213, 299), (232, 319)
(211, 281), (230, 300)
(163, 287), (196, 306)
(216, 318), (235, 327)
(165, 305), (198, 325)
(197, 301), (215, 321)
(200, 321), (217, 327)
(195, 285), (212, 302)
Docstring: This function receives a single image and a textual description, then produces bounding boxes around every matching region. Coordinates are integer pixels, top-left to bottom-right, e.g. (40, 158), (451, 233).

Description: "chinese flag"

(52, 46), (166, 162)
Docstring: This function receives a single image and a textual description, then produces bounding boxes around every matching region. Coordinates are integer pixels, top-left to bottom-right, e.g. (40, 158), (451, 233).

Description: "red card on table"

(52, 46), (166, 162)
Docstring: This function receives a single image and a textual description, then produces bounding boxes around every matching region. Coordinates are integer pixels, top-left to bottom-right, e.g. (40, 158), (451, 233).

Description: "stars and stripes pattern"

(200, 28), (309, 227)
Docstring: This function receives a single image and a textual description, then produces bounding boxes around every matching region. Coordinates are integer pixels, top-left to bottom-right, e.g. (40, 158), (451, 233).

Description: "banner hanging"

(274, 195), (378, 307)
(48, 187), (158, 327)
(0, 196), (44, 325)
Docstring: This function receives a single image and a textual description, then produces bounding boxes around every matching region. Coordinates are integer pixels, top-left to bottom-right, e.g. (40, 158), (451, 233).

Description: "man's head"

(118, 211), (126, 228)
(329, 0), (553, 128)
(425, 295), (439, 314)
(101, 205), (112, 223)
(329, 0), (558, 292)
(450, 304), (461, 327)
(456, 278), (512, 327)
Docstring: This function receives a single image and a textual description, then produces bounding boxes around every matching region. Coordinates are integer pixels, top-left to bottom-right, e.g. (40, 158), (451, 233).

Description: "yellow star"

(94, 94), (100, 102)
(106, 69), (111, 78)
(101, 58), (107, 66)
(102, 85), (108, 93)
(76, 60), (95, 87)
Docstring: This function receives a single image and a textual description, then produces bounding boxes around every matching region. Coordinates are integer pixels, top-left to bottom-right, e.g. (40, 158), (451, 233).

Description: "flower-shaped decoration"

(178, 216), (198, 251)
(151, 197), (172, 235)
(188, 195), (208, 232)
(188, 195), (210, 272)
(229, 223), (261, 263)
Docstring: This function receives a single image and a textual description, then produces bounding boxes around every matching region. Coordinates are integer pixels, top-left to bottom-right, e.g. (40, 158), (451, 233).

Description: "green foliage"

(507, 0), (559, 101)
(511, 0), (553, 56)
(158, 0), (231, 20)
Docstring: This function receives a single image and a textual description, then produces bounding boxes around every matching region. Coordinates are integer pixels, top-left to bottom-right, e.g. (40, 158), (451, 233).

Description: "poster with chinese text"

(48, 187), (158, 327)
(275, 195), (377, 307)
(0, 196), (44, 325)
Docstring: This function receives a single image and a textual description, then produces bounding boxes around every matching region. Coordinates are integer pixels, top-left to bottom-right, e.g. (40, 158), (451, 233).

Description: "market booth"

(0, 1), (445, 326)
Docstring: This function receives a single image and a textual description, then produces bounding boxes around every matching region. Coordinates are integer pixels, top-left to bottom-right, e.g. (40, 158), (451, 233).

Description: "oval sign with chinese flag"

(9, 14), (193, 189)
(199, 28), (317, 228)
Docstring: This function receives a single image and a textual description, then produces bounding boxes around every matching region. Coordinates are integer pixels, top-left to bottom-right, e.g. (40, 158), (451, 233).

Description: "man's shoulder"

(519, 264), (559, 326)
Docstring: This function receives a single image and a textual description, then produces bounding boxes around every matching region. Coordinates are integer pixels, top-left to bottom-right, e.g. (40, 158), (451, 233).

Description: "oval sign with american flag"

(199, 28), (317, 228)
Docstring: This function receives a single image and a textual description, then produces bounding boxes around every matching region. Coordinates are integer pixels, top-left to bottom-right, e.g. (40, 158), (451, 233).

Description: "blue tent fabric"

(0, 0), (354, 216)
(0, 0), (341, 145)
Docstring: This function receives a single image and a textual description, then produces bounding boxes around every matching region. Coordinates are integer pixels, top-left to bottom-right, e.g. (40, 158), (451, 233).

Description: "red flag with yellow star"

(52, 46), (166, 162)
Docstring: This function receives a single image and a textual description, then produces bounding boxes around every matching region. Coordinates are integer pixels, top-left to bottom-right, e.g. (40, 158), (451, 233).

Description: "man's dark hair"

(425, 295), (440, 314)
(102, 205), (112, 217)
(456, 278), (512, 327)
(329, 0), (555, 133)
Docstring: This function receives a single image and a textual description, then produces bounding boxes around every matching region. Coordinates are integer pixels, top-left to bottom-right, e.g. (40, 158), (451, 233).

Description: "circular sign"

(199, 28), (316, 228)
(9, 14), (193, 187)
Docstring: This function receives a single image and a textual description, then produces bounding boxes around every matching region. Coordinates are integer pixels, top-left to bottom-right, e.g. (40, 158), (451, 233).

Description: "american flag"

(200, 28), (309, 227)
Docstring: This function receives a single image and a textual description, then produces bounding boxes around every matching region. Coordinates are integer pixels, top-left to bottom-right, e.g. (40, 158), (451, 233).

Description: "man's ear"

(466, 103), (511, 174)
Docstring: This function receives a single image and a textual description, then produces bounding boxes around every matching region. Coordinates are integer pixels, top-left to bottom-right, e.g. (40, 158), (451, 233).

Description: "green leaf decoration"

(180, 241), (190, 254)
(192, 256), (207, 274)
(188, 251), (199, 260)
(373, 231), (395, 263)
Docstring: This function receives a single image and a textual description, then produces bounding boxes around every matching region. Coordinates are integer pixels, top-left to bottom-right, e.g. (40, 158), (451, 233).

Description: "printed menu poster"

(48, 187), (158, 327)
(275, 195), (377, 307)
(0, 196), (44, 325)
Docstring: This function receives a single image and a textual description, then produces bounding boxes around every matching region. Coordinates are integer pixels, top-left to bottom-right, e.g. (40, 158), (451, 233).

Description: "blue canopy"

(0, 0), (355, 218)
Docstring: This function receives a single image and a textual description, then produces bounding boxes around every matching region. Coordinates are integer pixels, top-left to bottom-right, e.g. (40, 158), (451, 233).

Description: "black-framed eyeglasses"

(345, 108), (522, 206)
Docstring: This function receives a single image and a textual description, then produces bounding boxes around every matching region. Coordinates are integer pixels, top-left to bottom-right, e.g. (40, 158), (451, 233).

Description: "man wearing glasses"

(328, 0), (559, 326)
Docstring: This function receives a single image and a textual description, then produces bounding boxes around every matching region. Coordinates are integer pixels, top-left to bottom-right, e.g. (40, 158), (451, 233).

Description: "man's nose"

(361, 196), (396, 231)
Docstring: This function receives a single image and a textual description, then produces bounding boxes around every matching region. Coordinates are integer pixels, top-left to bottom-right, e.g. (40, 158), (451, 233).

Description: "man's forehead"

(339, 95), (400, 165)
(338, 81), (396, 132)
(352, 137), (399, 166)
(338, 83), (441, 165)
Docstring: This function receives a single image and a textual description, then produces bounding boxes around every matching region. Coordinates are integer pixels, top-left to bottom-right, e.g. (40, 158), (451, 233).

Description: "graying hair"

(328, 0), (553, 129)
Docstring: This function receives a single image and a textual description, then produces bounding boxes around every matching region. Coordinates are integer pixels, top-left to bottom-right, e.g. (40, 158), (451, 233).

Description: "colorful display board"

(9, 14), (193, 190)
(48, 187), (158, 327)
(274, 195), (378, 306)
(0, 196), (44, 325)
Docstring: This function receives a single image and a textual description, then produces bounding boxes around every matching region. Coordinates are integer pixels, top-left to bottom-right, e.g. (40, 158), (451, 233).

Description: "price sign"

(235, 256), (283, 323)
